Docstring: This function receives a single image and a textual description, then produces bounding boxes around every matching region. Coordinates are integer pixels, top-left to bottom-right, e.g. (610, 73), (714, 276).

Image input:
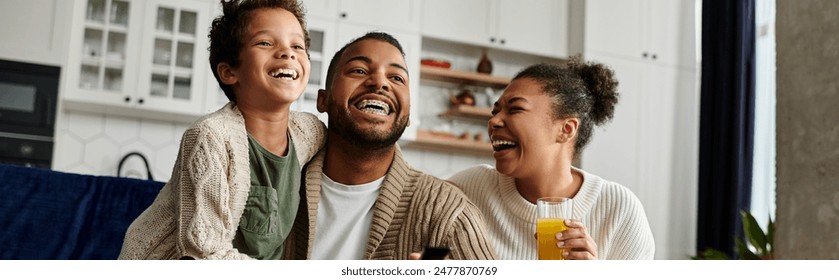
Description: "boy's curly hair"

(208, 0), (309, 102)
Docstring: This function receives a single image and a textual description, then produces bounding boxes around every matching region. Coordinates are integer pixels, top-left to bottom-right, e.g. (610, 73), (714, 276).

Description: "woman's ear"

(557, 117), (579, 143)
(217, 62), (238, 86)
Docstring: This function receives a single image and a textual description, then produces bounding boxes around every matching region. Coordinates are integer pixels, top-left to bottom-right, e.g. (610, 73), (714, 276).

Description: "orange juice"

(537, 218), (569, 260)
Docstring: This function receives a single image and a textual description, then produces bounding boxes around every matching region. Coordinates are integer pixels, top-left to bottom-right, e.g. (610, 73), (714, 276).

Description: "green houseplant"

(693, 210), (774, 260)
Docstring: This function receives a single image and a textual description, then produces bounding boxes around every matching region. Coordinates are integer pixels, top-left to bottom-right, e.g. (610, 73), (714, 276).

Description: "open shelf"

(405, 129), (493, 155)
(439, 105), (493, 122)
(420, 65), (511, 88)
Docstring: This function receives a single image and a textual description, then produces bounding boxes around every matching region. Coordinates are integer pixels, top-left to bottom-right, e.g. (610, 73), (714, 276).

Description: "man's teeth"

(269, 68), (298, 80)
(355, 99), (391, 115)
(491, 140), (518, 149)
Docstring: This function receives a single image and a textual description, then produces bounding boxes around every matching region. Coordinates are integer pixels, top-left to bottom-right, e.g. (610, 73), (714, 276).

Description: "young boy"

(119, 0), (325, 260)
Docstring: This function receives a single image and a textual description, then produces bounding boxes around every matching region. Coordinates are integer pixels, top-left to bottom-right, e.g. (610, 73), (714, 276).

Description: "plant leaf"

(693, 248), (730, 260)
(740, 210), (767, 255)
(736, 239), (759, 260)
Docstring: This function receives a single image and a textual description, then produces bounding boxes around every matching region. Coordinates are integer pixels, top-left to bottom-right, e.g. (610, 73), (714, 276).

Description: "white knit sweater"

(448, 164), (655, 260)
(118, 103), (325, 260)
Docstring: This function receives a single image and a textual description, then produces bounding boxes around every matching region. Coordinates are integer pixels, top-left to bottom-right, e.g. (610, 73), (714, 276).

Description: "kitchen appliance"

(0, 59), (60, 168)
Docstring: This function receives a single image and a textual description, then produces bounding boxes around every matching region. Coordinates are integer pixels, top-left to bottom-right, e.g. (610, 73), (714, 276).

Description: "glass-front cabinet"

(75, 0), (137, 95)
(137, 0), (210, 114)
(290, 17), (335, 123)
(64, 0), (212, 121)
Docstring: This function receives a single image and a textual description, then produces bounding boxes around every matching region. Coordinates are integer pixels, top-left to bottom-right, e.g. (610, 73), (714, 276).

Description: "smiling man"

(283, 32), (496, 260)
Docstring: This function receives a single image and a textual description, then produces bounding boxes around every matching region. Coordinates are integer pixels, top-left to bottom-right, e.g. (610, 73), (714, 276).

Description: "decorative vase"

(477, 49), (493, 74)
(450, 89), (476, 106)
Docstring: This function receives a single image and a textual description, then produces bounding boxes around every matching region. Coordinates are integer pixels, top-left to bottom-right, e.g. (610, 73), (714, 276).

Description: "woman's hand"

(556, 219), (598, 260)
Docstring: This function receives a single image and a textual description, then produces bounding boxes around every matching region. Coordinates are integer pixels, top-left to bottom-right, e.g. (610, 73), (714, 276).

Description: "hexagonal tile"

(104, 115), (140, 145)
(66, 111), (105, 141)
(154, 142), (179, 181)
(65, 163), (96, 176)
(139, 120), (175, 148)
(116, 141), (153, 178)
(82, 138), (119, 176)
(54, 110), (70, 131)
(52, 133), (84, 170)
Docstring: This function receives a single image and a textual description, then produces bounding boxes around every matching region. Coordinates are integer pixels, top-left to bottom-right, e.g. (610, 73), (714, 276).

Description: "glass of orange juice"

(536, 197), (573, 260)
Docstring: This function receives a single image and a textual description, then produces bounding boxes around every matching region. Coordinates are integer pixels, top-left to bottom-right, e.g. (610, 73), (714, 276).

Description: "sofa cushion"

(0, 164), (164, 260)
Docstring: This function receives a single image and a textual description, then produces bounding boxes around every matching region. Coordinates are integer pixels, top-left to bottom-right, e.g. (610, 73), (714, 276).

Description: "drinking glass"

(536, 197), (573, 260)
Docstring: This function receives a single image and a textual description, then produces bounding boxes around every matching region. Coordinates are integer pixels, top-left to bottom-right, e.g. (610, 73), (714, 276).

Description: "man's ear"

(316, 89), (328, 113)
(217, 62), (238, 86)
(557, 117), (579, 143)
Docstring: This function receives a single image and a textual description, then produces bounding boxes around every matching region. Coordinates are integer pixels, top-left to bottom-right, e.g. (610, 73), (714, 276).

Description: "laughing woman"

(448, 57), (655, 260)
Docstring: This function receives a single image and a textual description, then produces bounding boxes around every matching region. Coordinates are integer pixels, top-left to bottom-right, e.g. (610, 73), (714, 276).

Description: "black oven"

(0, 59), (60, 168)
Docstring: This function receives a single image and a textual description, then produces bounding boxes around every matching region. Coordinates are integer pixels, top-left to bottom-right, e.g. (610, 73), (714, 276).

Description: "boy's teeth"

(269, 68), (298, 79)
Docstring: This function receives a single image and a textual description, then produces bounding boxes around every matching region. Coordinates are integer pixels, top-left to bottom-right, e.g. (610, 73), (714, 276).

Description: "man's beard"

(328, 104), (409, 150)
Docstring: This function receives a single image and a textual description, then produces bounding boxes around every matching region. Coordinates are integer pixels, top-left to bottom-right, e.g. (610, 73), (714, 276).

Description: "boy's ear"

(217, 62), (238, 85)
(316, 89), (328, 113)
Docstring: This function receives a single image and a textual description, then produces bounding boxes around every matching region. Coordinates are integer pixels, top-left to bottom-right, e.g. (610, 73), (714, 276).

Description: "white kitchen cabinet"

(299, 0), (338, 19)
(63, 0), (213, 122)
(0, 0), (73, 67)
(302, 0), (421, 33)
(581, 0), (699, 260)
(288, 16), (339, 124)
(584, 0), (696, 68)
(581, 53), (698, 260)
(421, 0), (569, 58)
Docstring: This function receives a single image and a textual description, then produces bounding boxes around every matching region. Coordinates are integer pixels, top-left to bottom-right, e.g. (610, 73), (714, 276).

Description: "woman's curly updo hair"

(208, 0), (309, 102)
(512, 55), (619, 159)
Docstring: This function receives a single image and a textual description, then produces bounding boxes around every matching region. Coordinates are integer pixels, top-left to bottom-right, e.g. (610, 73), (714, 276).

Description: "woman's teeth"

(491, 140), (518, 150)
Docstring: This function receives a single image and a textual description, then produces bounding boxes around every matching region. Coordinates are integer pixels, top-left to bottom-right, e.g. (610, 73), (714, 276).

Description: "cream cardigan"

(118, 103), (325, 260)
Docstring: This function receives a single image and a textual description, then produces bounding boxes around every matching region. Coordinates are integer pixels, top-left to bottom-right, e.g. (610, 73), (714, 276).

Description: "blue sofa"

(0, 163), (164, 259)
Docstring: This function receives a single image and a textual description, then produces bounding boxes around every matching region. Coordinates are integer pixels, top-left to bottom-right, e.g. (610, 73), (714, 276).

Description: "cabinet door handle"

(138, 98), (144, 104)
(340, 12), (347, 18)
(490, 37), (496, 43)
(652, 54), (658, 60)
(500, 39), (506, 45)
(642, 52), (649, 58)
(124, 96), (131, 103)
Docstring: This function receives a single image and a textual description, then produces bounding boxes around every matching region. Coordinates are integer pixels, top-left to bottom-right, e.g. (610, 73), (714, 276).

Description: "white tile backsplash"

(66, 111), (104, 141)
(139, 120), (176, 148)
(54, 108), (495, 182)
(53, 109), (185, 181)
(103, 116), (140, 144)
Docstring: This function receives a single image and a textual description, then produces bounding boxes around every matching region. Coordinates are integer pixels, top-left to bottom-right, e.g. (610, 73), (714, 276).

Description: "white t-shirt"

(310, 173), (383, 259)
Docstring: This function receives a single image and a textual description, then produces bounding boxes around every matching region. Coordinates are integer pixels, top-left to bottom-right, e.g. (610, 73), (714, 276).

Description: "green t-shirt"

(232, 134), (300, 259)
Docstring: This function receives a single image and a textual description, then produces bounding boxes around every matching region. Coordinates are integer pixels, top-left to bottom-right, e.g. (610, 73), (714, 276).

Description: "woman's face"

(489, 78), (565, 178)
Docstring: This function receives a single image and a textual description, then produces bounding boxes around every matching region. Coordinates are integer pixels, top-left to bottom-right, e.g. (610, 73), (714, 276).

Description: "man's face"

(317, 39), (410, 149)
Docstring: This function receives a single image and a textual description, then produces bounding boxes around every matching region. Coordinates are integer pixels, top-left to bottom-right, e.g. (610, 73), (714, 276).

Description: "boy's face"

(317, 39), (411, 146)
(223, 8), (310, 107)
